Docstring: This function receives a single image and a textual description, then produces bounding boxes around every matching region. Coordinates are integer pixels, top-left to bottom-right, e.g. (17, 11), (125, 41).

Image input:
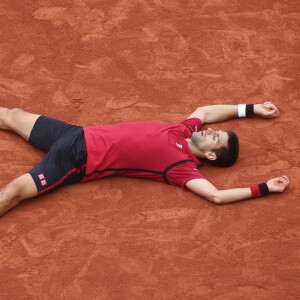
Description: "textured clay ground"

(0, 0), (299, 299)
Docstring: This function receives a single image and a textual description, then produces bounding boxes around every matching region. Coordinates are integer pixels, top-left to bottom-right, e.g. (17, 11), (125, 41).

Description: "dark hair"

(208, 130), (239, 167)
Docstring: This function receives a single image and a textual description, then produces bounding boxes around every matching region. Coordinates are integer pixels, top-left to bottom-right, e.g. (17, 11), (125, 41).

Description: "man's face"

(191, 128), (229, 153)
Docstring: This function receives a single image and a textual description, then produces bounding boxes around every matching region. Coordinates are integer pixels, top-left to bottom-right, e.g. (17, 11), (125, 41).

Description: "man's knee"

(5, 108), (24, 127)
(5, 174), (36, 199)
(0, 183), (24, 217)
(0, 175), (37, 217)
(2, 181), (24, 204)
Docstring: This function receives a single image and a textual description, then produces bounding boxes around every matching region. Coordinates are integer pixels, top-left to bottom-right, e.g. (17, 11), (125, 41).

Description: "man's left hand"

(254, 102), (279, 118)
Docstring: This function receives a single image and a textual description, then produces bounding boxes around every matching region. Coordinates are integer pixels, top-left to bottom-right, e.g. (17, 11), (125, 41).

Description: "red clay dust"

(0, 0), (299, 299)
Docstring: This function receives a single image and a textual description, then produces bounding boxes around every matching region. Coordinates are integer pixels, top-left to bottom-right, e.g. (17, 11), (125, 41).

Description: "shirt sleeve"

(179, 118), (203, 138)
(166, 161), (206, 192)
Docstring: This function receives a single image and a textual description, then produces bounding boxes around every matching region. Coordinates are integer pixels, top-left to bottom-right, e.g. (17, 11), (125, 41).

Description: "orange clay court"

(0, 0), (299, 299)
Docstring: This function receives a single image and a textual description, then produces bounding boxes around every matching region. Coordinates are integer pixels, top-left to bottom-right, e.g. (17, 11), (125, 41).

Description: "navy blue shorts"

(28, 116), (87, 195)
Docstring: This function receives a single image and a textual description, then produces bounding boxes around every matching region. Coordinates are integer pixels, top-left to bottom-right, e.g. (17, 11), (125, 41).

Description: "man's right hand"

(267, 175), (290, 193)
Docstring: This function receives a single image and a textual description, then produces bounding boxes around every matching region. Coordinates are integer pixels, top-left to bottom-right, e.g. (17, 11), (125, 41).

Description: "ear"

(205, 151), (217, 161)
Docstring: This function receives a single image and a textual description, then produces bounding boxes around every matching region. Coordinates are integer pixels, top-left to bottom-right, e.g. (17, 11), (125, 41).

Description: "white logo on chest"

(176, 143), (183, 149)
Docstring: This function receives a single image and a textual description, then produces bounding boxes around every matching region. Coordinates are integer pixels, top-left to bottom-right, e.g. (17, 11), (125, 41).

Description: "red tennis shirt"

(82, 118), (205, 191)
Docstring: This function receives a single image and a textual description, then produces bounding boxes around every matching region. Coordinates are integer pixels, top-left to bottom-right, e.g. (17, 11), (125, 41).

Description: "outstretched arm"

(187, 102), (279, 124)
(185, 176), (289, 204)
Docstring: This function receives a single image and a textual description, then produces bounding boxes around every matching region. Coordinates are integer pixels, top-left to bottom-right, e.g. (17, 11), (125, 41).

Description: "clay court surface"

(0, 0), (299, 299)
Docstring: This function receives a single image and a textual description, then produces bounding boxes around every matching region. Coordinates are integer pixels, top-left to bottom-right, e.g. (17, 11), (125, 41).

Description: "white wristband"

(238, 104), (246, 117)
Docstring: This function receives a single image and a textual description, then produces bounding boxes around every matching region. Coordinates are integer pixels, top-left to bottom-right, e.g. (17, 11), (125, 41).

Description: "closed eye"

(214, 132), (220, 141)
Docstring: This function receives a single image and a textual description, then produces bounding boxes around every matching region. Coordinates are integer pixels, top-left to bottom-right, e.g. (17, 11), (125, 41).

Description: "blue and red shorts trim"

(28, 116), (87, 195)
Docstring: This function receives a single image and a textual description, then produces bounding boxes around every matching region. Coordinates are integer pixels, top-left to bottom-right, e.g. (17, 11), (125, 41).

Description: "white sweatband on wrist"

(238, 104), (246, 117)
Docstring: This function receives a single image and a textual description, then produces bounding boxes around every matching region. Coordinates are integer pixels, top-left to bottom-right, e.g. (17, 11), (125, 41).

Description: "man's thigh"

(29, 115), (83, 152)
(28, 129), (87, 195)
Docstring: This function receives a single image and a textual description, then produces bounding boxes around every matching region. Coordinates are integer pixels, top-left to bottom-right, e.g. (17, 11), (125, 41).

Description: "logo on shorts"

(38, 173), (47, 186)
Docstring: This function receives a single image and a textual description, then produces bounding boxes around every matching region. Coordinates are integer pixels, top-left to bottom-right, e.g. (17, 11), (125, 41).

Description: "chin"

(191, 132), (200, 143)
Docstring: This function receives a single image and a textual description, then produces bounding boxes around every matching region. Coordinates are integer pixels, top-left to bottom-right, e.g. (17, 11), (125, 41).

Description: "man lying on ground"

(0, 102), (289, 217)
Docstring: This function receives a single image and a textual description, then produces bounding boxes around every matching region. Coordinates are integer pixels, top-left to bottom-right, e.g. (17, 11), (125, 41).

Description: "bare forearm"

(200, 105), (238, 123)
(186, 176), (289, 205)
(213, 187), (252, 204)
(213, 175), (290, 204)
(189, 102), (279, 124)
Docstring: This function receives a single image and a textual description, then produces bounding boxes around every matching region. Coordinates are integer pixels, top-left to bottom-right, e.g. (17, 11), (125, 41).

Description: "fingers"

(267, 175), (289, 193)
(281, 175), (289, 185)
(263, 101), (279, 117)
(276, 175), (289, 191)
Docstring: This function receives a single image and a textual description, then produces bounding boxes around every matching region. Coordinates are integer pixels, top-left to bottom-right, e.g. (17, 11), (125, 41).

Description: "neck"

(185, 138), (204, 158)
